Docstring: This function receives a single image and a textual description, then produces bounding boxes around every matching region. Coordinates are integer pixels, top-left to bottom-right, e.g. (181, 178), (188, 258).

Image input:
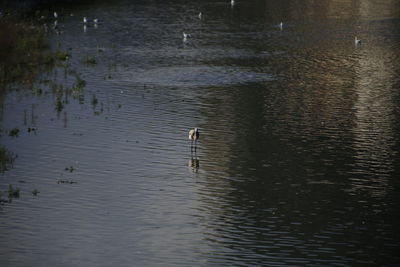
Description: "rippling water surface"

(1, 0), (400, 266)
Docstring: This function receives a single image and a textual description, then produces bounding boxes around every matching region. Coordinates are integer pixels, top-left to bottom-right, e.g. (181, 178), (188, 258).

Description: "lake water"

(1, 0), (400, 266)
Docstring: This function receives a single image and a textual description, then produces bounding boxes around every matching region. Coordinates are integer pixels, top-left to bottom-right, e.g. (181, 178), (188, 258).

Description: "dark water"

(1, 0), (400, 266)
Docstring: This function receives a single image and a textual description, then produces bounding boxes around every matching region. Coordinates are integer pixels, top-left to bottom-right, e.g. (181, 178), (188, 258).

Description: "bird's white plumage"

(189, 128), (199, 141)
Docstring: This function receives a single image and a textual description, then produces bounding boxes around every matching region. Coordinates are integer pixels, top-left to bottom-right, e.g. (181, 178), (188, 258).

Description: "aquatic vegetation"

(72, 76), (86, 92)
(83, 55), (97, 65)
(27, 127), (37, 133)
(0, 18), (54, 90)
(78, 94), (85, 104)
(55, 98), (64, 112)
(8, 184), (20, 198)
(56, 50), (70, 61)
(36, 88), (43, 95)
(0, 191), (7, 204)
(91, 94), (98, 107)
(32, 189), (40, 196)
(57, 180), (77, 184)
(9, 128), (20, 137)
(65, 166), (74, 172)
(0, 147), (16, 172)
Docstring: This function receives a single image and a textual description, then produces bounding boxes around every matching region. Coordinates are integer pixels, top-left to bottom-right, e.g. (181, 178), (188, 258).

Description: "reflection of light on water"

(350, 45), (398, 197)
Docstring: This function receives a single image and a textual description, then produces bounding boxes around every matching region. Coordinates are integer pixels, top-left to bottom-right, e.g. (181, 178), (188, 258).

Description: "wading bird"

(83, 17), (88, 24)
(189, 128), (199, 151)
(183, 32), (190, 41)
(355, 36), (361, 45)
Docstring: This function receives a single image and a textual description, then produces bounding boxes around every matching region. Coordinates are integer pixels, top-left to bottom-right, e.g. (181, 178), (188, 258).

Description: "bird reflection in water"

(188, 128), (200, 172)
(188, 156), (200, 173)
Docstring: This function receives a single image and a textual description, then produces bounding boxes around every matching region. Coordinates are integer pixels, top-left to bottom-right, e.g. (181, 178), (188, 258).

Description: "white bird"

(189, 128), (200, 150)
(279, 22), (283, 30)
(183, 32), (190, 41)
(93, 18), (98, 24)
(83, 17), (88, 24)
(54, 12), (58, 19)
(231, 0), (235, 6)
(355, 36), (361, 45)
(198, 12), (202, 19)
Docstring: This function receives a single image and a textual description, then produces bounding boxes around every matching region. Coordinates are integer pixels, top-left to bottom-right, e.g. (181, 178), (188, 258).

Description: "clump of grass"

(8, 184), (20, 198)
(83, 55), (97, 65)
(9, 128), (20, 137)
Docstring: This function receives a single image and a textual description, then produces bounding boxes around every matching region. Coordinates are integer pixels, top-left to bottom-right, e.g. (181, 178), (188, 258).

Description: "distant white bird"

(93, 18), (98, 24)
(355, 36), (361, 45)
(54, 12), (58, 19)
(231, 0), (235, 6)
(183, 32), (191, 41)
(279, 22), (283, 30)
(83, 17), (88, 24)
(189, 128), (200, 150)
(198, 12), (202, 19)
